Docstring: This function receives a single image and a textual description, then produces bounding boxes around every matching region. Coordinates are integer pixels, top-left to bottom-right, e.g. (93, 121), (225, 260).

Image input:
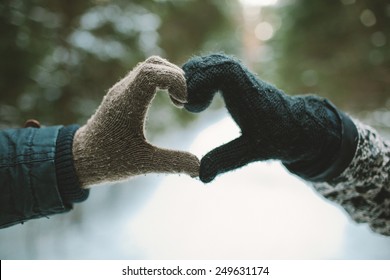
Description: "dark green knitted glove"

(183, 54), (358, 183)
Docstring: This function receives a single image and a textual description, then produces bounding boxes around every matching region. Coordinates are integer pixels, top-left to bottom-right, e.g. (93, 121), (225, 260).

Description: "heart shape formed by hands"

(73, 56), (200, 187)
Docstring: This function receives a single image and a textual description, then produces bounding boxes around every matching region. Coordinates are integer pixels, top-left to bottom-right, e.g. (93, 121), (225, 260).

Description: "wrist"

(55, 125), (89, 204)
(317, 110), (359, 181)
(284, 100), (358, 182)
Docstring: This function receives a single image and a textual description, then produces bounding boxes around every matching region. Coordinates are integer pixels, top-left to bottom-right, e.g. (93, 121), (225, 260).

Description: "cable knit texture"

(182, 53), (353, 183)
(313, 119), (390, 236)
(73, 56), (199, 187)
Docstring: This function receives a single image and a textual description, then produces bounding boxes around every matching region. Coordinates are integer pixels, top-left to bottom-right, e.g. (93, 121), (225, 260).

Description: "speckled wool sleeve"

(313, 119), (390, 236)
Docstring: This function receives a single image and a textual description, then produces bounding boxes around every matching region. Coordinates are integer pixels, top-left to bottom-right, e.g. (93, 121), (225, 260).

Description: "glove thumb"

(145, 144), (200, 178)
(200, 136), (253, 183)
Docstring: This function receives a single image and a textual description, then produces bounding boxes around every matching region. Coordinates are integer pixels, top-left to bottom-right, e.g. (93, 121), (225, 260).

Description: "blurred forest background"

(0, 0), (239, 135)
(1, 0), (389, 133)
(1, 0), (390, 259)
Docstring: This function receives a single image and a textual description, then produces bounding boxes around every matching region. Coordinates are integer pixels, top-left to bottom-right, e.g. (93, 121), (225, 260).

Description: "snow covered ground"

(125, 115), (390, 259)
(0, 112), (389, 259)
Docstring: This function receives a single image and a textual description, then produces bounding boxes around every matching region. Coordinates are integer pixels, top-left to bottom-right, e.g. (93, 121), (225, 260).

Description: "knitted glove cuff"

(285, 103), (359, 182)
(55, 125), (90, 204)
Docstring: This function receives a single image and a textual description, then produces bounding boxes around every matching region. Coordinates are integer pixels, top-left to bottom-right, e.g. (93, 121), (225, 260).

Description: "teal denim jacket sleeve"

(0, 125), (88, 228)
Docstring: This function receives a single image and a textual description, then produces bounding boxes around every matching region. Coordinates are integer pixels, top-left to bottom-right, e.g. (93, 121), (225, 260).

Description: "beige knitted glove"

(72, 56), (200, 187)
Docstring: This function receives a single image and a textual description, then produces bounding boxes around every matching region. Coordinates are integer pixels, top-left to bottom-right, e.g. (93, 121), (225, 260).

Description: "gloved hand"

(183, 54), (358, 183)
(73, 56), (200, 187)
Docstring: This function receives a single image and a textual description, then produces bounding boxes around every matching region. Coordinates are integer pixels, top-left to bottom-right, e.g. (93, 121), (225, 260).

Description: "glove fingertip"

(199, 168), (216, 183)
(182, 55), (204, 72)
(199, 155), (219, 183)
(184, 102), (209, 113)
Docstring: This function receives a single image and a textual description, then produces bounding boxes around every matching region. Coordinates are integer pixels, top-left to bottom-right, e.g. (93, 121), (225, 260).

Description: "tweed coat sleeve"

(312, 119), (390, 236)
